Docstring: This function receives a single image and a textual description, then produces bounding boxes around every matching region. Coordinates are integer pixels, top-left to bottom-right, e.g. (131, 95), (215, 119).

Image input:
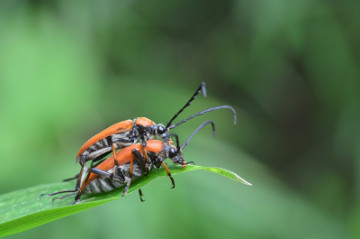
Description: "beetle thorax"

(134, 117), (154, 127)
(134, 117), (156, 141)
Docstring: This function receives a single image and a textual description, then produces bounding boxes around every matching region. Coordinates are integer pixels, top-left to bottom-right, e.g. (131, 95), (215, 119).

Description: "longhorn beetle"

(75, 82), (236, 186)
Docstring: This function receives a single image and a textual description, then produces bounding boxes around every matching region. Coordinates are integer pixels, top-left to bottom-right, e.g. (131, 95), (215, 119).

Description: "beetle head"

(167, 144), (186, 166)
(155, 124), (170, 139)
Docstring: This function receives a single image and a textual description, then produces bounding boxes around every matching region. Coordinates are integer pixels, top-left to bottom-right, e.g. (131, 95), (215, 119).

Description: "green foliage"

(0, 0), (359, 238)
(0, 165), (251, 237)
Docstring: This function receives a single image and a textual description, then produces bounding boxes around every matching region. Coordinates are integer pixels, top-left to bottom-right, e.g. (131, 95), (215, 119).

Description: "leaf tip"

(234, 173), (252, 186)
(244, 181), (253, 186)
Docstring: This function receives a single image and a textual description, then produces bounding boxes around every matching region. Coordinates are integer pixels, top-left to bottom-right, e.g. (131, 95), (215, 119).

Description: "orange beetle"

(42, 121), (216, 204)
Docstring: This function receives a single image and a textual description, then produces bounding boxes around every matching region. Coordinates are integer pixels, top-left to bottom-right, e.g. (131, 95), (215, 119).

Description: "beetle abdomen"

(83, 163), (144, 194)
(77, 130), (138, 163)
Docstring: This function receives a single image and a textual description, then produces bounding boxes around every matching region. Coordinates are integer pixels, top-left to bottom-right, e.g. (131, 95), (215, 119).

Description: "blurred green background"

(0, 0), (359, 238)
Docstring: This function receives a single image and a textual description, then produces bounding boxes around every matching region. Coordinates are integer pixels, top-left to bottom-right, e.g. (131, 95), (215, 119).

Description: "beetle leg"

(110, 139), (121, 180)
(42, 168), (92, 205)
(87, 165), (117, 182)
(104, 136), (119, 179)
(77, 154), (110, 187)
(122, 181), (131, 196)
(141, 139), (149, 163)
(162, 162), (175, 189)
(90, 168), (112, 178)
(122, 174), (132, 196)
(72, 191), (82, 205)
(62, 173), (80, 182)
(106, 136), (119, 166)
(138, 189), (145, 202)
(143, 147), (148, 163)
(72, 178), (91, 204)
(76, 158), (100, 192)
(40, 190), (78, 198)
(111, 144), (118, 166)
(40, 189), (79, 204)
(51, 192), (77, 201)
(122, 148), (148, 197)
(76, 164), (88, 190)
(81, 160), (99, 189)
(143, 147), (151, 174)
(128, 144), (147, 200)
(131, 149), (146, 174)
(122, 155), (135, 196)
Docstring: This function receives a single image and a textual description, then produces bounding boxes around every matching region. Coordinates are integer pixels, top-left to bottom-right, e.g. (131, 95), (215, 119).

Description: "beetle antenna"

(168, 133), (180, 151)
(165, 82), (206, 129)
(181, 120), (216, 150)
(169, 105), (236, 130)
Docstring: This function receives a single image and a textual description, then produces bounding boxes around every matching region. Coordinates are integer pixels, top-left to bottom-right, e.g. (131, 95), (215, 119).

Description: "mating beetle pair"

(42, 82), (236, 204)
(47, 121), (215, 204)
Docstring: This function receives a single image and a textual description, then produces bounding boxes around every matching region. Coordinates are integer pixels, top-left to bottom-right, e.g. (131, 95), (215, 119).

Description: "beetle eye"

(169, 147), (177, 158)
(157, 125), (166, 134)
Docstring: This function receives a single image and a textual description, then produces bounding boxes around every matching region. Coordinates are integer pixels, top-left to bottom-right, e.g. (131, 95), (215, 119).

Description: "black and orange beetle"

(42, 121), (216, 204)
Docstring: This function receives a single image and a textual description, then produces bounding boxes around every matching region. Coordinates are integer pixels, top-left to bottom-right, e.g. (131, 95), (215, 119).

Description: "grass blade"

(0, 165), (251, 237)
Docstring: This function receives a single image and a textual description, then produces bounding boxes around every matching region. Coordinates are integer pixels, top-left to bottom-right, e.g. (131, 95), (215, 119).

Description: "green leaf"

(0, 165), (251, 237)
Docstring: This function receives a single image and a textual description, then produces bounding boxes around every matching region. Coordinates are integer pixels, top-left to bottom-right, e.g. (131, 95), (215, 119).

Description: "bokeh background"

(0, 0), (359, 238)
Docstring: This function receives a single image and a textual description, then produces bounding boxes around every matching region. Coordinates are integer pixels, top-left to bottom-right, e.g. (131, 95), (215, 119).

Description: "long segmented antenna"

(181, 120), (216, 150)
(169, 105), (237, 130)
(165, 82), (206, 129)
